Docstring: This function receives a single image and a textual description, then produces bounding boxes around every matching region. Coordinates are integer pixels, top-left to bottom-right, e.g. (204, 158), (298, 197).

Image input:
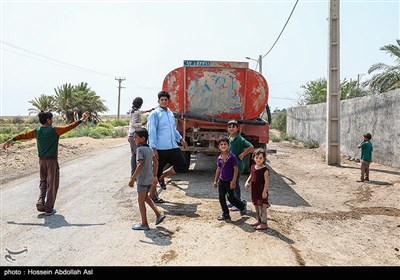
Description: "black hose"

(173, 112), (267, 126)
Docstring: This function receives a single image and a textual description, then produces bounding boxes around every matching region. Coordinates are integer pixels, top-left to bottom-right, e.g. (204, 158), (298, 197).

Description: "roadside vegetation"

(0, 116), (128, 144)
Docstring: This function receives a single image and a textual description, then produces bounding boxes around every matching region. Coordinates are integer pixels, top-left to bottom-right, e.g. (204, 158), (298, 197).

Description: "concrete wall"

(286, 89), (400, 167)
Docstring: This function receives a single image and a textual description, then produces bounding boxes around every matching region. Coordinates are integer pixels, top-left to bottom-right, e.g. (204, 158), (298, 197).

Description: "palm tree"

(363, 39), (400, 93)
(53, 83), (76, 123)
(73, 82), (108, 121)
(28, 94), (55, 115)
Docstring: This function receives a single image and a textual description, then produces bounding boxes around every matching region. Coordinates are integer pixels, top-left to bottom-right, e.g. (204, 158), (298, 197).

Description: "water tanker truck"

(162, 60), (270, 172)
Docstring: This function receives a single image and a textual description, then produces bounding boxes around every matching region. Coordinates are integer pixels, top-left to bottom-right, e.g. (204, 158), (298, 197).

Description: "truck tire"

(183, 151), (191, 172)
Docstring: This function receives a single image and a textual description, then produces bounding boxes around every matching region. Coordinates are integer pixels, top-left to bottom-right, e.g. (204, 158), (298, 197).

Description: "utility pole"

(326, 0), (340, 165)
(245, 55), (262, 74)
(115, 77), (126, 119)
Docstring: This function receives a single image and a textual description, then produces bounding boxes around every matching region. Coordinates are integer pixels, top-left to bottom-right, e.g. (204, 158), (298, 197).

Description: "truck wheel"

(183, 151), (191, 172)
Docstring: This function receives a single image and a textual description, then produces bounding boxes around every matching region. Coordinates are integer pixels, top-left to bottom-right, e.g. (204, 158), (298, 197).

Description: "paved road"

(2, 142), (399, 268)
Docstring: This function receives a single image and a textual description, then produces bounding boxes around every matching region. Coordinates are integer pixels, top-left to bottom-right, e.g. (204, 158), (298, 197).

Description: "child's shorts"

(137, 184), (152, 193)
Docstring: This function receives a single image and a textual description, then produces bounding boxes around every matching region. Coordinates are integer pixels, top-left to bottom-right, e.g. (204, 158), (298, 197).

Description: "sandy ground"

(1, 134), (399, 267)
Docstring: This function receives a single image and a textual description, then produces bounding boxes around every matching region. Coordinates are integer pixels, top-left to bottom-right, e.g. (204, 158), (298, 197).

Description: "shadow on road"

(229, 212), (295, 244)
(138, 226), (174, 246)
(339, 164), (400, 176)
(156, 201), (201, 218)
(7, 214), (105, 229)
(171, 153), (310, 208)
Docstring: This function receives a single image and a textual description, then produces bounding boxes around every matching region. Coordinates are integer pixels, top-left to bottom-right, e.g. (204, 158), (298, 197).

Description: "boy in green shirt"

(3, 111), (90, 215)
(227, 120), (254, 210)
(357, 133), (373, 182)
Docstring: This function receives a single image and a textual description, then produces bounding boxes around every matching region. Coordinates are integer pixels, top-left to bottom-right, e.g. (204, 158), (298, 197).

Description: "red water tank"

(162, 60), (269, 121)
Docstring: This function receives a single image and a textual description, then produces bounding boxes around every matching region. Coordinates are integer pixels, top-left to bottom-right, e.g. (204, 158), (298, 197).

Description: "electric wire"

(262, 0), (299, 59)
(1, 40), (116, 78)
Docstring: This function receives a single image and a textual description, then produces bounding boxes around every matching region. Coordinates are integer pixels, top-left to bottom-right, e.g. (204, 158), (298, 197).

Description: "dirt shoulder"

(1, 137), (127, 185)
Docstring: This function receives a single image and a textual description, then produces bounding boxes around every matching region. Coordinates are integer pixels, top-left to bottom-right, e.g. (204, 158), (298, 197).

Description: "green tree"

(28, 94), (55, 115)
(73, 82), (108, 122)
(298, 78), (327, 105)
(270, 109), (286, 133)
(52, 82), (108, 123)
(53, 83), (76, 123)
(363, 39), (400, 93)
(298, 78), (369, 105)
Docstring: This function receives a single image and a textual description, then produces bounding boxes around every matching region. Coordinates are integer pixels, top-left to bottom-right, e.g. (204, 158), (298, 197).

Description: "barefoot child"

(244, 148), (270, 230)
(128, 128), (165, 230)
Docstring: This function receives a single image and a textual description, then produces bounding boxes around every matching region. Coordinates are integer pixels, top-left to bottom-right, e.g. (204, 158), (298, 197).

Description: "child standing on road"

(357, 133), (373, 182)
(128, 128), (165, 230)
(213, 138), (247, 221)
(227, 120), (254, 210)
(128, 97), (154, 176)
(2, 111), (90, 216)
(244, 148), (270, 230)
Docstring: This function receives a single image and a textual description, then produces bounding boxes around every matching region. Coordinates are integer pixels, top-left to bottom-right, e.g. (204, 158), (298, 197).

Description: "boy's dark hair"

(134, 127), (149, 141)
(253, 148), (267, 164)
(218, 137), (229, 145)
(38, 111), (53, 125)
(364, 133), (372, 140)
(158, 91), (170, 100)
(132, 97), (143, 110)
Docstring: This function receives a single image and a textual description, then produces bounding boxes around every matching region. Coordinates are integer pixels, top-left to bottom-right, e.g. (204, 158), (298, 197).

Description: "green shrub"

(110, 118), (129, 127)
(270, 111), (286, 133)
(270, 134), (281, 142)
(61, 123), (94, 138)
(0, 134), (13, 144)
(11, 116), (24, 124)
(93, 126), (113, 136)
(88, 130), (103, 139)
(27, 117), (39, 124)
(112, 127), (128, 138)
(281, 133), (296, 141)
(303, 139), (319, 149)
(0, 127), (14, 134)
(97, 122), (114, 129)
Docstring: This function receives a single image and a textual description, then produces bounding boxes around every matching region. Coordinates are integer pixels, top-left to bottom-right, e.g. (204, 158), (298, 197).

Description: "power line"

(262, 0), (299, 59)
(1, 40), (116, 78)
(269, 96), (297, 101)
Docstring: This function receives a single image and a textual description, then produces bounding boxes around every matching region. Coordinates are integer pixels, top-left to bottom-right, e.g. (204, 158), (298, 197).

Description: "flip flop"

(152, 197), (165, 204)
(132, 224), (150, 231)
(155, 214), (166, 225)
(159, 180), (167, 190)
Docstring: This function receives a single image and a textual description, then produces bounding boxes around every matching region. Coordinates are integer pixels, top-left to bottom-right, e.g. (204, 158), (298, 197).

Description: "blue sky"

(1, 0), (399, 116)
